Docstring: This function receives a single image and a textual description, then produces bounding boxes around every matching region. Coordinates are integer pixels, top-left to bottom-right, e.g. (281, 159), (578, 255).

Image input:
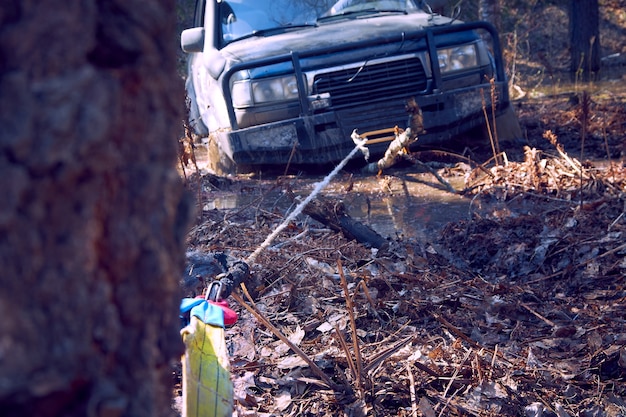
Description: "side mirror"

(181, 28), (205, 53)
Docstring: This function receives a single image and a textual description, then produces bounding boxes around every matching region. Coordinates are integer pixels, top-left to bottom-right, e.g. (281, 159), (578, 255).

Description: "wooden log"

(299, 194), (388, 249)
(362, 97), (426, 174)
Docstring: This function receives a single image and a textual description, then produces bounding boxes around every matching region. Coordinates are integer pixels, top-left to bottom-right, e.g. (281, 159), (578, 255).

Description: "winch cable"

(244, 132), (369, 266)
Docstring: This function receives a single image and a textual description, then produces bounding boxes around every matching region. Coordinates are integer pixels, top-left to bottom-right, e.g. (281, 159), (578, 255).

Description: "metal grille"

(336, 102), (409, 136)
(312, 57), (427, 109)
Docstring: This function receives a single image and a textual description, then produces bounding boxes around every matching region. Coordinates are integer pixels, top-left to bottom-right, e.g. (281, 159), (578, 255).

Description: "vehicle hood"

(221, 13), (456, 64)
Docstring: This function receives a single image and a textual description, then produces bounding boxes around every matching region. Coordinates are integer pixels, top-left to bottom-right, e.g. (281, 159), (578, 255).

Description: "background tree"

(569, 0), (601, 79)
(479, 0), (500, 31)
(0, 1), (190, 416)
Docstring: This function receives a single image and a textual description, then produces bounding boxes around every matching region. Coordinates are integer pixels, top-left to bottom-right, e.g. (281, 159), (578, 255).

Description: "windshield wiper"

(232, 24), (318, 43)
(318, 8), (406, 22)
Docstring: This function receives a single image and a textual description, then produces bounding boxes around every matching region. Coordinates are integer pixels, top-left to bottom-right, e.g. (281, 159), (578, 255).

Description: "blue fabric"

(180, 298), (205, 313)
(180, 298), (225, 328)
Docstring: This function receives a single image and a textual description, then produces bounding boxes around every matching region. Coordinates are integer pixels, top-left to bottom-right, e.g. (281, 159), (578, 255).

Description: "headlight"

(232, 75), (299, 108)
(437, 44), (478, 73)
(253, 76), (298, 103)
(232, 80), (253, 107)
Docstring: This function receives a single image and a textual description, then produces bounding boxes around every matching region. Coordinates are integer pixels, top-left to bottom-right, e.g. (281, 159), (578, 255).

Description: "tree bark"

(569, 0), (601, 78)
(0, 1), (190, 416)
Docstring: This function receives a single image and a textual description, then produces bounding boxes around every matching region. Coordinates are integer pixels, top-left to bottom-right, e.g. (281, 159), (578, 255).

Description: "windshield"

(219, 0), (421, 46)
(323, 0), (418, 16)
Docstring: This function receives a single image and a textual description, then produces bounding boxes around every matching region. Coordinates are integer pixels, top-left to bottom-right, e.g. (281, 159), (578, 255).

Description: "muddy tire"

(207, 135), (237, 176)
(470, 104), (524, 153)
(493, 105), (524, 145)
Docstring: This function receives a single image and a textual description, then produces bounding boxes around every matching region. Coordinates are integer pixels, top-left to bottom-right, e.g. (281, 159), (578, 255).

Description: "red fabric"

(208, 300), (238, 326)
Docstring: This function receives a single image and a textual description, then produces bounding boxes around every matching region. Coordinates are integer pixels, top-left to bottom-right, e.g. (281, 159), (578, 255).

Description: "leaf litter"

(177, 94), (626, 416)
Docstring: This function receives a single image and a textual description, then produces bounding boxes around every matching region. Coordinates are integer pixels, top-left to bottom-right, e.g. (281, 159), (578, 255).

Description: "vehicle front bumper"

(217, 81), (509, 167)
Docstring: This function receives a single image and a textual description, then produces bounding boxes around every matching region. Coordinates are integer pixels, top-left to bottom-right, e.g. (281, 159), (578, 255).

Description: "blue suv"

(181, 0), (520, 174)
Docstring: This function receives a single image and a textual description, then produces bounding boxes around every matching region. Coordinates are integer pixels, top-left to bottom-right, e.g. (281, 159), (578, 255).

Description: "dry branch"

(362, 98), (425, 174)
(338, 260), (365, 394)
(296, 192), (388, 249)
(231, 291), (339, 391)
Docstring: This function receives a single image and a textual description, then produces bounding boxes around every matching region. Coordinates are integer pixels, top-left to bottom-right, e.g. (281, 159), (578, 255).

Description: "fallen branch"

(362, 127), (416, 174)
(361, 97), (425, 174)
(405, 155), (458, 194)
(406, 362), (418, 417)
(296, 193), (388, 249)
(231, 291), (340, 391)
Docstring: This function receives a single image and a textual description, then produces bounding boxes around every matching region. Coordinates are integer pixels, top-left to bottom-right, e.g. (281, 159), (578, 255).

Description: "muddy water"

(199, 169), (476, 240)
(321, 174), (471, 240)
(192, 146), (475, 239)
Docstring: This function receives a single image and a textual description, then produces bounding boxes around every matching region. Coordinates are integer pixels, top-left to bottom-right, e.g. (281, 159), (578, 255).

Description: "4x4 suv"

(181, 0), (520, 174)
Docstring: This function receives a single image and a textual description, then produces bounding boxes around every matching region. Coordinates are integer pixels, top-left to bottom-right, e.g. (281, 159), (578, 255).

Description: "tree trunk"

(479, 0), (500, 31)
(569, 0), (601, 79)
(0, 1), (190, 417)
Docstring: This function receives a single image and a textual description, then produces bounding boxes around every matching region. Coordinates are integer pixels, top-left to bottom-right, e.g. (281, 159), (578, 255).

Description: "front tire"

(493, 105), (523, 145)
(207, 135), (237, 176)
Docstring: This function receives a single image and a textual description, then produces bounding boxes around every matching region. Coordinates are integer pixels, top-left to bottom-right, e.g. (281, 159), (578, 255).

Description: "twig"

(490, 78), (501, 160)
(231, 291), (339, 390)
(609, 212), (624, 231)
(283, 138), (299, 176)
(595, 241), (626, 259)
(363, 335), (415, 374)
(408, 156), (458, 193)
(414, 149), (495, 178)
(270, 226), (309, 250)
(355, 280), (386, 324)
(520, 302), (556, 327)
(338, 259), (364, 393)
(579, 91), (590, 208)
(437, 386), (465, 417)
(472, 352), (483, 385)
(442, 349), (472, 399)
(601, 104), (613, 174)
(406, 362), (418, 417)
(543, 130), (583, 174)
(527, 241), (626, 285)
(489, 345), (498, 380)
(333, 324), (358, 382)
(481, 87), (500, 165)
(433, 313), (514, 365)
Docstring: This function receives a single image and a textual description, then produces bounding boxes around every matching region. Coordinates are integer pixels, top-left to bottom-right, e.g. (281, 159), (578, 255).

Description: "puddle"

(200, 171), (475, 241)
(330, 174), (471, 240)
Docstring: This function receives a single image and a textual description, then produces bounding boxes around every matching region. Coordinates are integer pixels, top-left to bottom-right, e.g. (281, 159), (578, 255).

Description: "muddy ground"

(176, 88), (625, 417)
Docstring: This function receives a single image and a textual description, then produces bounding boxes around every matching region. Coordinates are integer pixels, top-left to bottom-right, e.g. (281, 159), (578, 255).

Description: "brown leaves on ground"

(180, 103), (625, 417)
(180, 158), (626, 416)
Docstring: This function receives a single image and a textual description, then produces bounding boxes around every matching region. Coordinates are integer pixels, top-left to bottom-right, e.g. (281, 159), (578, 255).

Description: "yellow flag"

(181, 314), (233, 417)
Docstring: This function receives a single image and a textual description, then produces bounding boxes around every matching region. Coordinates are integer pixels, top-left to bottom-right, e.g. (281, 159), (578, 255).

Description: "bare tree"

(0, 1), (190, 416)
(569, 0), (601, 79)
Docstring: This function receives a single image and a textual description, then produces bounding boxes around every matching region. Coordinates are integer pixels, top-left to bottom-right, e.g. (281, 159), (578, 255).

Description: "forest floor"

(174, 2), (626, 416)
(177, 89), (626, 417)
